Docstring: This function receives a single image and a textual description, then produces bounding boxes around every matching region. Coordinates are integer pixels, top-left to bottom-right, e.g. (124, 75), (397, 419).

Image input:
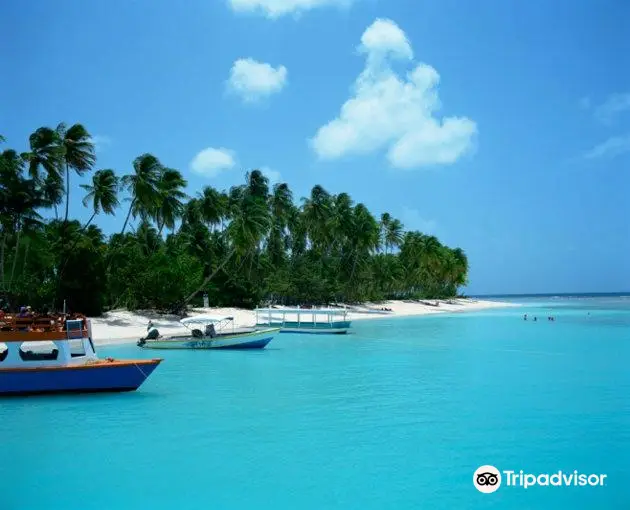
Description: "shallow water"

(2, 298), (629, 509)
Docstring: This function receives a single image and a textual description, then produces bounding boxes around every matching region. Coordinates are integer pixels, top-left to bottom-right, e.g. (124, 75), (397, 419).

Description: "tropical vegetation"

(0, 124), (469, 315)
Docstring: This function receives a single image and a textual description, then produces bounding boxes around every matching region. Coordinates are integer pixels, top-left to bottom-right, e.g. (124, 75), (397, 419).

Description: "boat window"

(68, 338), (86, 357)
(0, 343), (7, 362)
(18, 341), (59, 361)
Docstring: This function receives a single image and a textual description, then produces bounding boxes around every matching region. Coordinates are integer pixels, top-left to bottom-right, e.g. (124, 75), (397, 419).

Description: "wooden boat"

(255, 307), (352, 334)
(0, 313), (162, 396)
(137, 315), (279, 350)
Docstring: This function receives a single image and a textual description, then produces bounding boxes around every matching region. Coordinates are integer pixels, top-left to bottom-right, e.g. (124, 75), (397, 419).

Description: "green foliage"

(0, 123), (470, 315)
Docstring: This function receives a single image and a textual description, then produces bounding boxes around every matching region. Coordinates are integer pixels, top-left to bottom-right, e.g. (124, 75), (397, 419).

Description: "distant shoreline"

(471, 292), (630, 299)
(89, 298), (520, 347)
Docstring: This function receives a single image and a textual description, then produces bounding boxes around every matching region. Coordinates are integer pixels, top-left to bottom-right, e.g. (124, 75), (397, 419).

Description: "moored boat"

(137, 315), (279, 350)
(0, 313), (162, 396)
(255, 307), (352, 334)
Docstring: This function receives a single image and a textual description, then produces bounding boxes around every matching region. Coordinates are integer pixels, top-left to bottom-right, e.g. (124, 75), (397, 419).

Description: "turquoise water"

(3, 297), (630, 509)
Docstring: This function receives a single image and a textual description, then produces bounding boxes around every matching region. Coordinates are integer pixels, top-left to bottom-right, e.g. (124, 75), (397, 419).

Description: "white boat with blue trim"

(137, 315), (279, 350)
(255, 307), (352, 335)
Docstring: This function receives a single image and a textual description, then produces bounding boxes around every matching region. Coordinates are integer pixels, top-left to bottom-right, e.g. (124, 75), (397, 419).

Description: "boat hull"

(0, 359), (162, 396)
(259, 320), (351, 335)
(139, 328), (278, 350)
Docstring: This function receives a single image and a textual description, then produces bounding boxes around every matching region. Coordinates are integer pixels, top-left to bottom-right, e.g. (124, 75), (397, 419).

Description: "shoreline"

(89, 299), (520, 346)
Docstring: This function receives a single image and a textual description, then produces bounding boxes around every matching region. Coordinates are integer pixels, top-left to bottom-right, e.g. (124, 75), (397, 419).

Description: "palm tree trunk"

(0, 233), (6, 291)
(120, 199), (135, 235)
(9, 227), (22, 292)
(184, 247), (237, 305)
(21, 240), (30, 277)
(54, 205), (59, 219)
(64, 163), (70, 222)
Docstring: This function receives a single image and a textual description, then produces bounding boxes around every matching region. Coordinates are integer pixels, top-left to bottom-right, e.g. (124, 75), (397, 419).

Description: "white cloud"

(401, 207), (438, 235)
(260, 166), (282, 184)
(90, 135), (111, 153)
(310, 18), (477, 169)
(227, 58), (287, 102)
(595, 93), (630, 124)
(190, 147), (237, 177)
(228, 0), (351, 18)
(583, 134), (630, 160)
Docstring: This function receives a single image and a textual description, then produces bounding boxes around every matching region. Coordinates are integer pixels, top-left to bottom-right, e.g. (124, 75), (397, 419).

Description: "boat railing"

(255, 307), (349, 326)
(0, 314), (89, 341)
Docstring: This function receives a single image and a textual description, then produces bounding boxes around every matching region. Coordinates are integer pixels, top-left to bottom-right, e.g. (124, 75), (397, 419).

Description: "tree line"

(0, 124), (469, 316)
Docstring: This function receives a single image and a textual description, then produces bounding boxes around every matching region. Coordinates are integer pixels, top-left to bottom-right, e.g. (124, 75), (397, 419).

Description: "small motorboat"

(0, 313), (162, 396)
(137, 315), (279, 350)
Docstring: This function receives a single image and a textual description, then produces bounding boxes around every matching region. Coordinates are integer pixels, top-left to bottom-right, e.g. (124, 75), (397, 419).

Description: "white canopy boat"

(255, 307), (352, 335)
(137, 315), (279, 350)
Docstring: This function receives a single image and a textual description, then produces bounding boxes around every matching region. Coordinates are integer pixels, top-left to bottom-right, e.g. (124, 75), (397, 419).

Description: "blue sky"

(3, 0), (630, 295)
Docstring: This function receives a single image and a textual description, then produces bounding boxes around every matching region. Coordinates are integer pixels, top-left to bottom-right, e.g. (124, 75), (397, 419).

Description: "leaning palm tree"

(80, 169), (120, 229)
(184, 172), (272, 305)
(119, 153), (162, 235)
(56, 123), (96, 222)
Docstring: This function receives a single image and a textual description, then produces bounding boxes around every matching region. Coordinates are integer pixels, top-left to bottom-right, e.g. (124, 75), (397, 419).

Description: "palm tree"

(154, 168), (187, 236)
(379, 212), (391, 252)
(267, 182), (293, 265)
(119, 154), (162, 235)
(347, 203), (380, 285)
(302, 185), (332, 253)
(331, 193), (354, 254)
(0, 150), (43, 292)
(22, 127), (63, 183)
(80, 169), (120, 229)
(56, 169), (119, 284)
(384, 218), (404, 254)
(198, 186), (227, 231)
(56, 123), (96, 222)
(41, 173), (64, 219)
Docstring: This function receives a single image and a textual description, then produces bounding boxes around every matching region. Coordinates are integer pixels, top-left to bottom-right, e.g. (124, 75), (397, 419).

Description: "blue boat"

(0, 314), (162, 396)
(255, 307), (352, 334)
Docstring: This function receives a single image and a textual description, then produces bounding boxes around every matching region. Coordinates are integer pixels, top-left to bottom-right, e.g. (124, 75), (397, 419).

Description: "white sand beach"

(89, 299), (519, 346)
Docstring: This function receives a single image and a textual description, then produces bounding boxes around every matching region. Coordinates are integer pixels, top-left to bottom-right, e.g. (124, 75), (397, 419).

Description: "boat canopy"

(180, 315), (234, 326)
(255, 308), (348, 316)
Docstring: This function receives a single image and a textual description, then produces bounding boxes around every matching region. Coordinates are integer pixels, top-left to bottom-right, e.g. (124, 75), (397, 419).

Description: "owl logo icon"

(473, 465), (502, 493)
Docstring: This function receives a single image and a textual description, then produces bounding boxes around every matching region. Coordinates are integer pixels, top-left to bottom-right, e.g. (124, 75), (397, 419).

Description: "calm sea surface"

(2, 297), (630, 509)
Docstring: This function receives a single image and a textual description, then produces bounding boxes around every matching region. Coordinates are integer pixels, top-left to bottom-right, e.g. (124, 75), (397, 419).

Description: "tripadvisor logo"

(474, 465), (501, 494)
(473, 465), (607, 493)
